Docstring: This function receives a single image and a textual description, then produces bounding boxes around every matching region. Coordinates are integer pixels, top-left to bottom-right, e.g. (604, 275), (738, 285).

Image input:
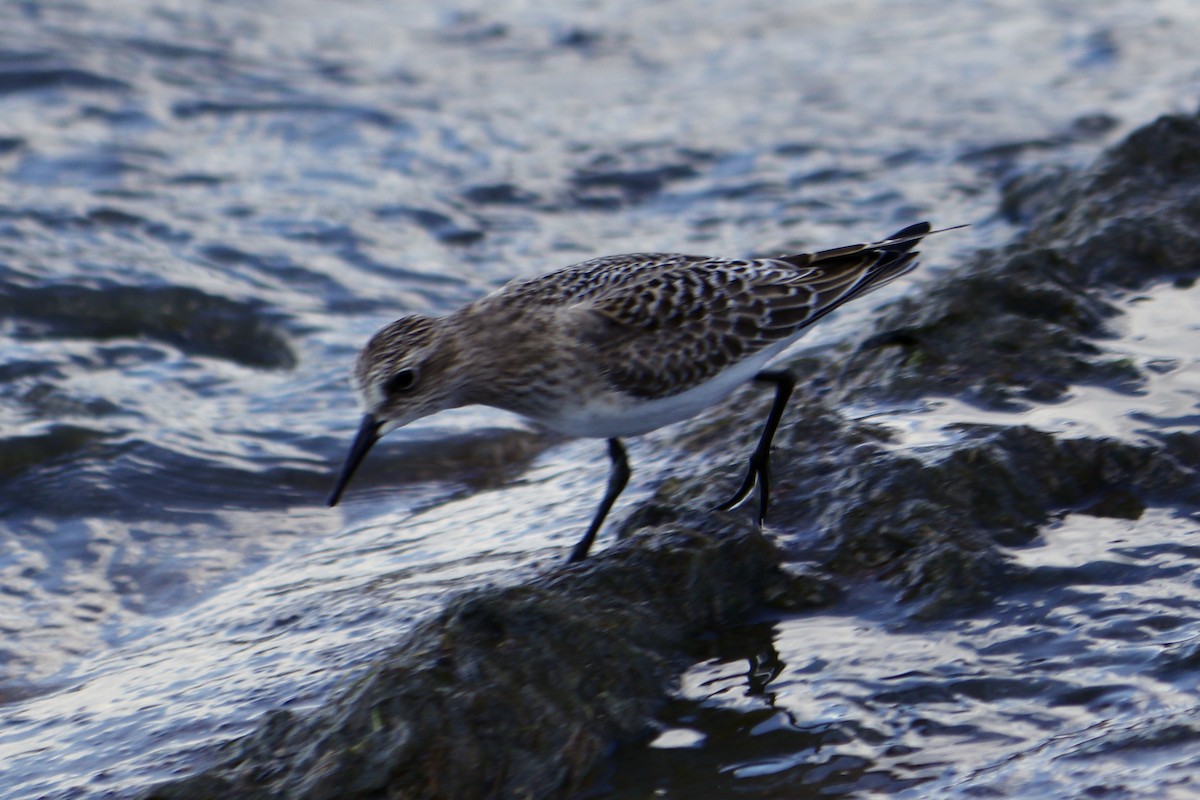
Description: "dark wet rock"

(839, 113), (1200, 409)
(0, 282), (296, 369)
(997, 164), (1076, 225)
(142, 520), (799, 800)
(671, 112), (1200, 618)
(832, 248), (1135, 408)
(815, 424), (1198, 617)
(669, 385), (1200, 618)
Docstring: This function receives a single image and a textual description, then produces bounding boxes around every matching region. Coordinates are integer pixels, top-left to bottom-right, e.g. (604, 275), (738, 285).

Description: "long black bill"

(327, 414), (383, 507)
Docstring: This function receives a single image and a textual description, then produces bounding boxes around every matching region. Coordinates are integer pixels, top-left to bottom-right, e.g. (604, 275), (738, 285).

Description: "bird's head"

(327, 314), (461, 506)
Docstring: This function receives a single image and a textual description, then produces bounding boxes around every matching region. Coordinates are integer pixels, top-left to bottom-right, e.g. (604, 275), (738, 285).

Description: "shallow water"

(3, 0), (1200, 797)
(617, 505), (1200, 797)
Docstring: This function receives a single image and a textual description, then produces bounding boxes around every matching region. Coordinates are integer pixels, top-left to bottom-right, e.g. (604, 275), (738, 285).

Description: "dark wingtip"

(878, 221), (932, 252)
(890, 221), (933, 240)
(878, 221), (969, 253)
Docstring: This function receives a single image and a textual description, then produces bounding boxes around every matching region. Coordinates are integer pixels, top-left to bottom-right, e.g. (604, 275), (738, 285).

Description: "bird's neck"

(446, 300), (561, 414)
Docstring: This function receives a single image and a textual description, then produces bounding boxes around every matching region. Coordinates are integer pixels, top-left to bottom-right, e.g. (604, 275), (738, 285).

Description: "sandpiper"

(328, 221), (949, 562)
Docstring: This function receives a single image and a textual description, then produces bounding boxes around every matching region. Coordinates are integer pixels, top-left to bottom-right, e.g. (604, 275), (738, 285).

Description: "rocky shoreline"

(146, 113), (1200, 799)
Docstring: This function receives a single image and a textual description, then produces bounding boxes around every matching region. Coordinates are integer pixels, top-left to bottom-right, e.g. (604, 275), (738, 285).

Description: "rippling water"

(3, 1), (1200, 797)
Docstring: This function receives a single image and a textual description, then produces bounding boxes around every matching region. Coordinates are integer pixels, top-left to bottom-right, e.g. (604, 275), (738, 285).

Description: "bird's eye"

(385, 368), (418, 394)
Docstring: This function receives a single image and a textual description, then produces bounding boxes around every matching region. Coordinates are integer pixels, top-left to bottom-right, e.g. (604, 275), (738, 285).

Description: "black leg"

(715, 370), (795, 524)
(567, 438), (631, 563)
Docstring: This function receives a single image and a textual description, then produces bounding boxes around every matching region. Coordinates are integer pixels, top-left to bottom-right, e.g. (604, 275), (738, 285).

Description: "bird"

(327, 221), (953, 562)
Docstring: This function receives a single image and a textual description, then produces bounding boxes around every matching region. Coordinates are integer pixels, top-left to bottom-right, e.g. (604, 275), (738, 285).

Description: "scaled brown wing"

(579, 243), (919, 399)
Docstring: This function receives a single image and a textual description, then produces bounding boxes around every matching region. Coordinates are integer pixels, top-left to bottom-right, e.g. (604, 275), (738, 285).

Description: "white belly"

(537, 345), (786, 438)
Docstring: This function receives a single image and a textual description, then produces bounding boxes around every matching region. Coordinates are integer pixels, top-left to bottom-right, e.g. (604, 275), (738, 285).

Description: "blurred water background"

(2, 0), (1200, 797)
